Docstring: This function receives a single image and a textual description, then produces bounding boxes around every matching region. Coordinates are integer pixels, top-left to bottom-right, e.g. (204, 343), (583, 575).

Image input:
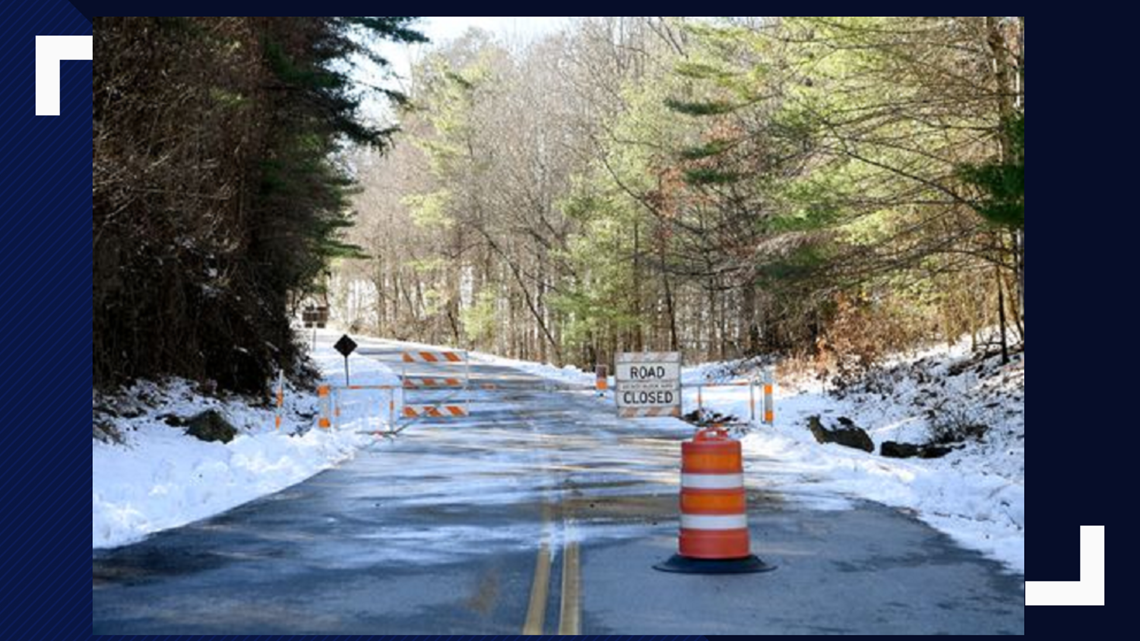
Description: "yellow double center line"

(558, 537), (581, 635)
(522, 541), (552, 635)
(522, 518), (581, 635)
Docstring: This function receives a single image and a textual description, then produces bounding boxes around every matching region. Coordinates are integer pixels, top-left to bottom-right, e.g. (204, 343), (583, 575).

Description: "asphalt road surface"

(93, 338), (1024, 634)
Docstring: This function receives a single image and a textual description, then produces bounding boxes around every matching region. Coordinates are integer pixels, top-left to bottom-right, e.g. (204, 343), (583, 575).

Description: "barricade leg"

(318, 385), (331, 429)
(275, 370), (284, 430)
(764, 376), (774, 425)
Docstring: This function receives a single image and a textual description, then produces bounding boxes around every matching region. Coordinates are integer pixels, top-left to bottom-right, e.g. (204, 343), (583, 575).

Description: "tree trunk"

(706, 287), (717, 360)
(718, 289), (729, 360)
(1018, 228), (1024, 328)
(741, 276), (760, 356)
(987, 17), (1022, 347)
(996, 264), (1009, 365)
(1006, 269), (1024, 344)
(536, 246), (548, 363)
(1017, 17), (1024, 331)
(475, 225), (561, 363)
(392, 272), (402, 336)
(632, 219), (644, 351)
(664, 272), (679, 352)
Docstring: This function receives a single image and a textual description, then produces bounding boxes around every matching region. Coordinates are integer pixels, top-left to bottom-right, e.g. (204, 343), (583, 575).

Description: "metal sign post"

(334, 334), (358, 386)
(749, 378), (756, 423)
(615, 352), (682, 418)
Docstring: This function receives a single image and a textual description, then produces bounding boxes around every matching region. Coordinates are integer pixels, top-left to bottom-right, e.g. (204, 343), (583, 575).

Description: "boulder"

(880, 441), (955, 459)
(683, 409), (737, 427)
(186, 410), (237, 443)
(881, 441), (922, 458)
(160, 413), (187, 427)
(807, 415), (874, 453)
(919, 445), (954, 459)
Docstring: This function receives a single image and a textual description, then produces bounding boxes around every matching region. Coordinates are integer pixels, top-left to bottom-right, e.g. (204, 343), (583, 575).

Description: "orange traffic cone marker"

(655, 426), (775, 574)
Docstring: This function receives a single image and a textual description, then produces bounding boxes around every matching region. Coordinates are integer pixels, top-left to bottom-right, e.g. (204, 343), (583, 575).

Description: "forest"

(335, 17), (1024, 376)
(92, 17), (1024, 393)
(92, 17), (424, 392)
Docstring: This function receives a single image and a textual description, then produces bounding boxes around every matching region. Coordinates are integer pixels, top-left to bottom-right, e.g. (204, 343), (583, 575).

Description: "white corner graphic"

(1025, 526), (1105, 606)
(35, 35), (93, 116)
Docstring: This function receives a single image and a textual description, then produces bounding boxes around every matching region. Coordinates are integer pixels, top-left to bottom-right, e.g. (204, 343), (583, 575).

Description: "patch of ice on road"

(303, 524), (543, 568)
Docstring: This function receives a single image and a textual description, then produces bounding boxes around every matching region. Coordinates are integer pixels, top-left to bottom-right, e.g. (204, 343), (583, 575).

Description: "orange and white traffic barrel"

(655, 427), (774, 574)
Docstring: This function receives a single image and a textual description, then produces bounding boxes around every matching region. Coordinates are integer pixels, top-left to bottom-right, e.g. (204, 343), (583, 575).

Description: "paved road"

(92, 338), (1024, 634)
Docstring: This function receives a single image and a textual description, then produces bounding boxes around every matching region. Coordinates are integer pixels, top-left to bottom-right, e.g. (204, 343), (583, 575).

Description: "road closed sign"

(615, 352), (682, 418)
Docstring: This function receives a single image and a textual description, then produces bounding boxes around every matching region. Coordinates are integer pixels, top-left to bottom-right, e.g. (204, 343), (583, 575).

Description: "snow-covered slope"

(692, 340), (1025, 574)
(92, 345), (397, 549)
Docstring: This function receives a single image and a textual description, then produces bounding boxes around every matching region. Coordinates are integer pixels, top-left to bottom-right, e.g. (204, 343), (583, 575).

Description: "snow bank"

(92, 343), (397, 549)
(691, 337), (1025, 574)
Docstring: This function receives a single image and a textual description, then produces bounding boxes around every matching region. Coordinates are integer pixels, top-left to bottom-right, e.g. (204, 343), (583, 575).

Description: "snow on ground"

(689, 338), (1025, 575)
(477, 338), (1024, 574)
(94, 327), (1024, 575)
(92, 339), (398, 550)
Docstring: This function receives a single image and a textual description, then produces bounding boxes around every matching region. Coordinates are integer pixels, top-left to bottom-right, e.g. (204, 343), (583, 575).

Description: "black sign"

(302, 307), (330, 324)
(334, 335), (358, 358)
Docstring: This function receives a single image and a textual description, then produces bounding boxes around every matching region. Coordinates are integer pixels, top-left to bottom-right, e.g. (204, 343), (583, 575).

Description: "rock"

(880, 441), (954, 459)
(683, 409), (737, 427)
(807, 415), (874, 453)
(186, 410), (237, 443)
(929, 420), (989, 445)
(962, 424), (989, 441)
(881, 441), (922, 458)
(160, 414), (187, 427)
(919, 445), (953, 459)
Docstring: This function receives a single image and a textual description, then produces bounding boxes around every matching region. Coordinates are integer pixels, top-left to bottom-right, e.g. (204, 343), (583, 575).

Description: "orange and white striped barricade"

(356, 348), (473, 426)
(618, 407), (682, 418)
(402, 376), (464, 389)
(401, 404), (470, 419)
(399, 349), (471, 422)
(655, 427), (774, 574)
(401, 350), (466, 364)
